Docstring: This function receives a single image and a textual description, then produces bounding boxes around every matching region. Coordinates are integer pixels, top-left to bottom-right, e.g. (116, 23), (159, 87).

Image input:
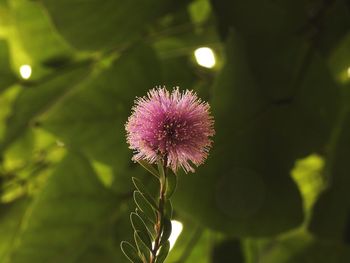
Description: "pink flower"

(125, 86), (215, 173)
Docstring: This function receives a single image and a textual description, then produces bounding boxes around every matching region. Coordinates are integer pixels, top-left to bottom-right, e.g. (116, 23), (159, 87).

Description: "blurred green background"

(0, 0), (350, 262)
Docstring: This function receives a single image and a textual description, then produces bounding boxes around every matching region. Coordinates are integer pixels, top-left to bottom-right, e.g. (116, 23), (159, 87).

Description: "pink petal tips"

(125, 86), (215, 173)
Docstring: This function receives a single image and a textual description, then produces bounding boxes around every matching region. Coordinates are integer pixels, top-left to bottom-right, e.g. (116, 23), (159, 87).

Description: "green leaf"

(0, 61), (91, 152)
(0, 40), (17, 93)
(315, 0), (350, 56)
(165, 224), (219, 263)
(210, 0), (307, 37)
(329, 34), (350, 84)
(155, 241), (170, 263)
(137, 160), (159, 178)
(211, 239), (244, 263)
(160, 218), (172, 246)
(157, 160), (165, 180)
(174, 30), (339, 236)
(165, 170), (177, 199)
(10, 0), (72, 63)
(130, 212), (153, 249)
(0, 86), (19, 144)
(135, 208), (156, 239)
(41, 0), (189, 51)
(0, 199), (30, 261)
(164, 199), (173, 219)
(309, 110), (350, 240)
(3, 152), (123, 263)
(189, 0), (211, 25)
(134, 191), (157, 224)
(244, 230), (350, 263)
(134, 231), (151, 262)
(132, 177), (158, 210)
(40, 44), (161, 192)
(121, 241), (143, 263)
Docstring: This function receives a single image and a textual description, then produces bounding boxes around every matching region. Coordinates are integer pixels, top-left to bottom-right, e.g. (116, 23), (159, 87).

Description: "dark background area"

(0, 0), (350, 262)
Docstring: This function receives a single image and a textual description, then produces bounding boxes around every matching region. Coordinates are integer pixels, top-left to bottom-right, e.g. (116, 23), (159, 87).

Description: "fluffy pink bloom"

(125, 87), (215, 173)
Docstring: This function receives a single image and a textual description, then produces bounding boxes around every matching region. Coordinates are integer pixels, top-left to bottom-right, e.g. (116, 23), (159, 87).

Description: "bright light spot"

(194, 47), (216, 68)
(19, 65), (32, 79)
(347, 67), (350, 78)
(169, 220), (183, 250)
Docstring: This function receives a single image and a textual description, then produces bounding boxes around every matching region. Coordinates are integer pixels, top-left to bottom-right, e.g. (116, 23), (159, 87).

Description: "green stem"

(150, 158), (168, 263)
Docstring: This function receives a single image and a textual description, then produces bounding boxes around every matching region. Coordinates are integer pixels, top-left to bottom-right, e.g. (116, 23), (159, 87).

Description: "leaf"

(40, 44), (162, 192)
(130, 212), (153, 250)
(291, 154), (325, 214)
(134, 191), (157, 224)
(315, 0), (350, 56)
(210, 0), (307, 37)
(329, 34), (350, 84)
(0, 61), (91, 152)
(0, 86), (19, 144)
(132, 177), (158, 210)
(211, 239), (244, 263)
(0, 199), (30, 261)
(164, 199), (173, 219)
(137, 160), (159, 178)
(135, 209), (156, 239)
(165, 170), (177, 199)
(160, 218), (172, 246)
(155, 49), (197, 90)
(155, 241), (170, 263)
(157, 160), (165, 180)
(10, 0), (72, 63)
(121, 241), (143, 263)
(4, 152), (123, 263)
(309, 110), (350, 240)
(244, 230), (350, 263)
(189, 0), (211, 25)
(41, 0), (189, 51)
(134, 231), (151, 262)
(165, 224), (219, 263)
(173, 30), (339, 237)
(0, 40), (17, 93)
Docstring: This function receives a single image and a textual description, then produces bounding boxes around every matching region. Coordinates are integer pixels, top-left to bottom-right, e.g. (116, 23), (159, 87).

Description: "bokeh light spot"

(194, 47), (216, 68)
(19, 64), (32, 79)
(169, 220), (183, 250)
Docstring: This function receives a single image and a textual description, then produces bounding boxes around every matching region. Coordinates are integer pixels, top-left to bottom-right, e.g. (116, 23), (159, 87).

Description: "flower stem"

(150, 159), (168, 263)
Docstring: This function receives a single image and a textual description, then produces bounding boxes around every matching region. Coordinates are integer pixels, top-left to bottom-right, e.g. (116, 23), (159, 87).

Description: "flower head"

(125, 86), (215, 173)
